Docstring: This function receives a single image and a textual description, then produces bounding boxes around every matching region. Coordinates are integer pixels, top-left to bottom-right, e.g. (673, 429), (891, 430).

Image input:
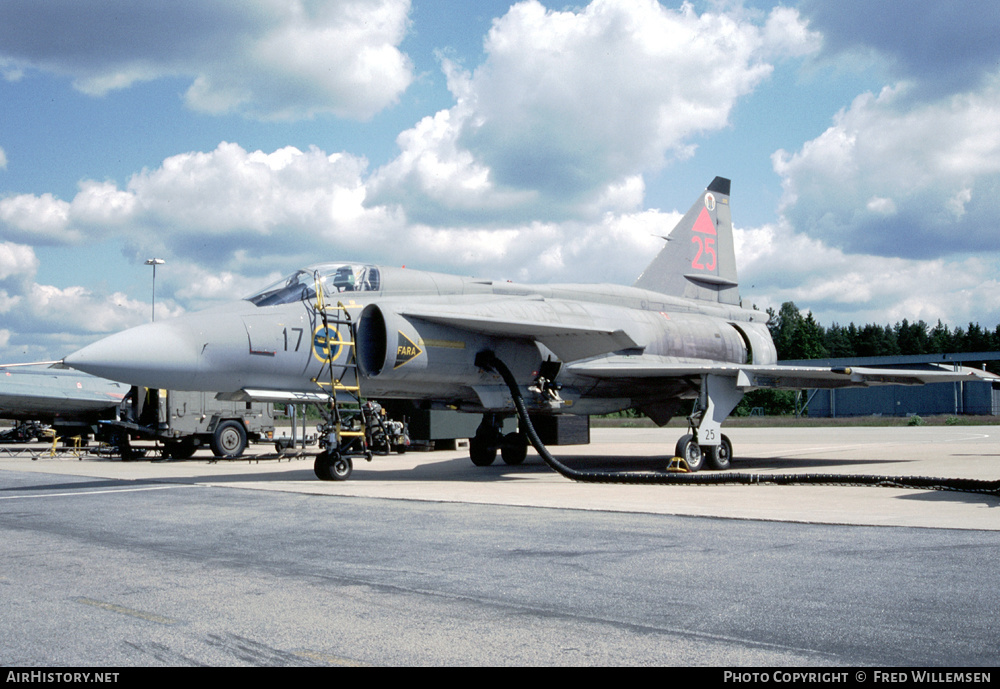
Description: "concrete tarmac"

(2, 425), (999, 666)
(2, 425), (997, 530)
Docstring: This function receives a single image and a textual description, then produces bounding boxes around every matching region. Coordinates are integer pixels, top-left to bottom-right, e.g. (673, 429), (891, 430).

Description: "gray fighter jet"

(63, 178), (994, 479)
(0, 365), (126, 440)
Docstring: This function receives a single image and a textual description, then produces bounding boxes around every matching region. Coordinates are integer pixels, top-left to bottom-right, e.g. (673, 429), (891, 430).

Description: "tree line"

(734, 302), (1000, 416)
(768, 301), (1000, 365)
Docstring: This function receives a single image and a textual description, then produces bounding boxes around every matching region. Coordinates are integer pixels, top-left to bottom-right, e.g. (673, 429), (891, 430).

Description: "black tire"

(674, 434), (704, 472)
(314, 451), (352, 481)
(113, 428), (136, 462)
(211, 420), (247, 458)
(500, 432), (528, 465)
(165, 438), (198, 460)
(705, 434), (732, 471)
(469, 436), (497, 466)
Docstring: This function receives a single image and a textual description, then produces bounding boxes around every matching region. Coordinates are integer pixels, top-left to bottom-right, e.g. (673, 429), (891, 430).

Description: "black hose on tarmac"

(475, 351), (1000, 497)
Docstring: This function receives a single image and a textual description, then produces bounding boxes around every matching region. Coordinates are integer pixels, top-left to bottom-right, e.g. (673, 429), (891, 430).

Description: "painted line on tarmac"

(766, 432), (993, 458)
(941, 432), (991, 442)
(763, 442), (903, 458)
(0, 484), (191, 500)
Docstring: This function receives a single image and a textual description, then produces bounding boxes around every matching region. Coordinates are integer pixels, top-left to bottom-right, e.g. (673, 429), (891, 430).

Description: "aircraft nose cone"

(64, 321), (203, 390)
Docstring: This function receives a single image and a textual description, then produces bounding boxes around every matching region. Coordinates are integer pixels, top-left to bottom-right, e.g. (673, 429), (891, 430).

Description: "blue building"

(780, 353), (1000, 418)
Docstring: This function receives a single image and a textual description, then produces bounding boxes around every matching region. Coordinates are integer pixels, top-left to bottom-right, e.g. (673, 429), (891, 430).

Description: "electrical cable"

(476, 350), (1000, 497)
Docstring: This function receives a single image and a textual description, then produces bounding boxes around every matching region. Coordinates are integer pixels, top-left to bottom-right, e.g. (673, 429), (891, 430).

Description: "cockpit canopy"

(246, 263), (381, 307)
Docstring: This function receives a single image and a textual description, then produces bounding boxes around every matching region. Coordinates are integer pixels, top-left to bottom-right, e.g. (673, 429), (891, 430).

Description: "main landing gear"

(674, 373), (743, 472)
(466, 373), (744, 473)
(469, 413), (529, 467)
(674, 432), (732, 472)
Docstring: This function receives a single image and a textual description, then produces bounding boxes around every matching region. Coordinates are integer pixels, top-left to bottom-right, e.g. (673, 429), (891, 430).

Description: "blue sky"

(1, 0), (999, 362)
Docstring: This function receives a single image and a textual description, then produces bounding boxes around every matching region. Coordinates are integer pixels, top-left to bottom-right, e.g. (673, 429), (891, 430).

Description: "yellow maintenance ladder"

(307, 270), (411, 480)
(311, 277), (370, 466)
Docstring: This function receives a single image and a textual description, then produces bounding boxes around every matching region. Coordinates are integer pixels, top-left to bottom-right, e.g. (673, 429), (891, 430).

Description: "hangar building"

(780, 352), (1000, 418)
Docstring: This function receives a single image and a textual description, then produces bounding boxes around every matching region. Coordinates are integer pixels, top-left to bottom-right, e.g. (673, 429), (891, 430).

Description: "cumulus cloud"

(390, 207), (674, 286)
(736, 221), (1000, 328)
(0, 241), (161, 360)
(761, 6), (822, 59)
(765, 4), (1000, 324)
(0, 136), (687, 293)
(773, 79), (1000, 258)
(803, 0), (1000, 97)
(0, 241), (38, 287)
(0, 193), (74, 245)
(125, 143), (374, 250)
(763, 37), (1000, 325)
(18, 283), (159, 335)
(0, 1), (822, 319)
(169, 263), (285, 311)
(369, 0), (819, 223)
(0, 143), (381, 272)
(27, 0), (1000, 360)
(0, 130), (696, 362)
(0, 0), (414, 121)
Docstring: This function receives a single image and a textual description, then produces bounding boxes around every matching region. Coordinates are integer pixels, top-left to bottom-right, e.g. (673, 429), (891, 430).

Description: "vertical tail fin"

(632, 177), (739, 305)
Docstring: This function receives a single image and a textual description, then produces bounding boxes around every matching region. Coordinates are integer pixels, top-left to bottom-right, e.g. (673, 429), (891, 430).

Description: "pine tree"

(825, 323), (855, 358)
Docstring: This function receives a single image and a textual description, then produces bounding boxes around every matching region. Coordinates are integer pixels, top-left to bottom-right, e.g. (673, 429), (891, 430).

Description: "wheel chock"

(665, 455), (691, 473)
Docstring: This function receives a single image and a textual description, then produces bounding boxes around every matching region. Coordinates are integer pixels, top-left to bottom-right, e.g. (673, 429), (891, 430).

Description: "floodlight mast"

(144, 258), (165, 322)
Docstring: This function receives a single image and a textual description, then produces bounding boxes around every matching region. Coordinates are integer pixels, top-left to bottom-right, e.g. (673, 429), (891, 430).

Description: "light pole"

(144, 258), (165, 321)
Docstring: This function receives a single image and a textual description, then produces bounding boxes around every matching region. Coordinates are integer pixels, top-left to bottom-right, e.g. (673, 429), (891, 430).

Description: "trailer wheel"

(211, 421), (247, 458)
(165, 438), (198, 460)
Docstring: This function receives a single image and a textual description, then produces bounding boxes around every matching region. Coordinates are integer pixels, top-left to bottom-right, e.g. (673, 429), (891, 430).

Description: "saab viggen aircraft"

(63, 178), (994, 479)
(0, 366), (126, 441)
